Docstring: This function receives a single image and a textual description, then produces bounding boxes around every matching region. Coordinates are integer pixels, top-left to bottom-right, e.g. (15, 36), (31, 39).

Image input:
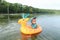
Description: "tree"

(0, 0), (54, 14)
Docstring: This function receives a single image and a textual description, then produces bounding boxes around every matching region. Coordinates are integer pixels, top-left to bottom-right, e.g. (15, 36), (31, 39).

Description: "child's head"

(31, 17), (36, 24)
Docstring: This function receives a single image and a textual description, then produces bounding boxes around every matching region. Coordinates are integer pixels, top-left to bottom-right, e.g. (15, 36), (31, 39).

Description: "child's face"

(32, 19), (36, 24)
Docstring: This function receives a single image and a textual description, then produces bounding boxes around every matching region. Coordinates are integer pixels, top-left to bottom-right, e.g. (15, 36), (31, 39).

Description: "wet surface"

(0, 15), (60, 40)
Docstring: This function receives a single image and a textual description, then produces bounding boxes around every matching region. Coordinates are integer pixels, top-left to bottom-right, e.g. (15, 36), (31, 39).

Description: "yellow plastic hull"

(20, 25), (42, 34)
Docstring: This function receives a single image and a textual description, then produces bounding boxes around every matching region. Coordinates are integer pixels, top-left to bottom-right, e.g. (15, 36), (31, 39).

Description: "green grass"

(0, 14), (33, 19)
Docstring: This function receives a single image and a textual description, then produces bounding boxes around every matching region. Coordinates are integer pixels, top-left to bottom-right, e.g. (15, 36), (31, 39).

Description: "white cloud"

(5, 0), (60, 10)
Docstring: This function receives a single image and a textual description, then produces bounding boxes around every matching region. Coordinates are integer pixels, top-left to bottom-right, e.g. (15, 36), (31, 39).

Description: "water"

(0, 14), (60, 40)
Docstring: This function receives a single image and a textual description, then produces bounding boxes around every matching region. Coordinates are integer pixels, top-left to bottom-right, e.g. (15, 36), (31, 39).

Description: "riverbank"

(0, 13), (60, 19)
(0, 14), (33, 20)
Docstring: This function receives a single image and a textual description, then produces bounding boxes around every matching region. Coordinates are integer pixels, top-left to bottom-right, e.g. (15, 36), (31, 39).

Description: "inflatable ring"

(18, 18), (42, 35)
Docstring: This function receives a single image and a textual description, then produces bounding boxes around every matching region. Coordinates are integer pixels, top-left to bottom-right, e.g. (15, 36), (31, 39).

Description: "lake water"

(0, 14), (60, 40)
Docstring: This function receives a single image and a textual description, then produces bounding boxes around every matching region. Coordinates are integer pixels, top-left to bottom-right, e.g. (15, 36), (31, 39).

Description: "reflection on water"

(0, 15), (60, 40)
(0, 20), (21, 40)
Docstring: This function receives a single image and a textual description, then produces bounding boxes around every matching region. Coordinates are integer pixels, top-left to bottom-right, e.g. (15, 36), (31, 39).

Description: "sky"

(5, 0), (60, 10)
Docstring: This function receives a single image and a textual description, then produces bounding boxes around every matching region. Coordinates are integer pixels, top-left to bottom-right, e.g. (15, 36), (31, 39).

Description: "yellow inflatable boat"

(18, 18), (42, 35)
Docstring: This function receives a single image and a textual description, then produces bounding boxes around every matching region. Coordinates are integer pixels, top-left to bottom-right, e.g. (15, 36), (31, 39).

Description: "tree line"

(0, 0), (54, 14)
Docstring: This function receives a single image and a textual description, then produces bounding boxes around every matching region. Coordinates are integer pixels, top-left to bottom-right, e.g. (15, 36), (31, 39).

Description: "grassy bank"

(0, 14), (33, 20)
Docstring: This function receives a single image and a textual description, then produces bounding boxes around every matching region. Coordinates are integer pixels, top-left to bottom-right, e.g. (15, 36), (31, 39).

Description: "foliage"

(0, 0), (60, 14)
